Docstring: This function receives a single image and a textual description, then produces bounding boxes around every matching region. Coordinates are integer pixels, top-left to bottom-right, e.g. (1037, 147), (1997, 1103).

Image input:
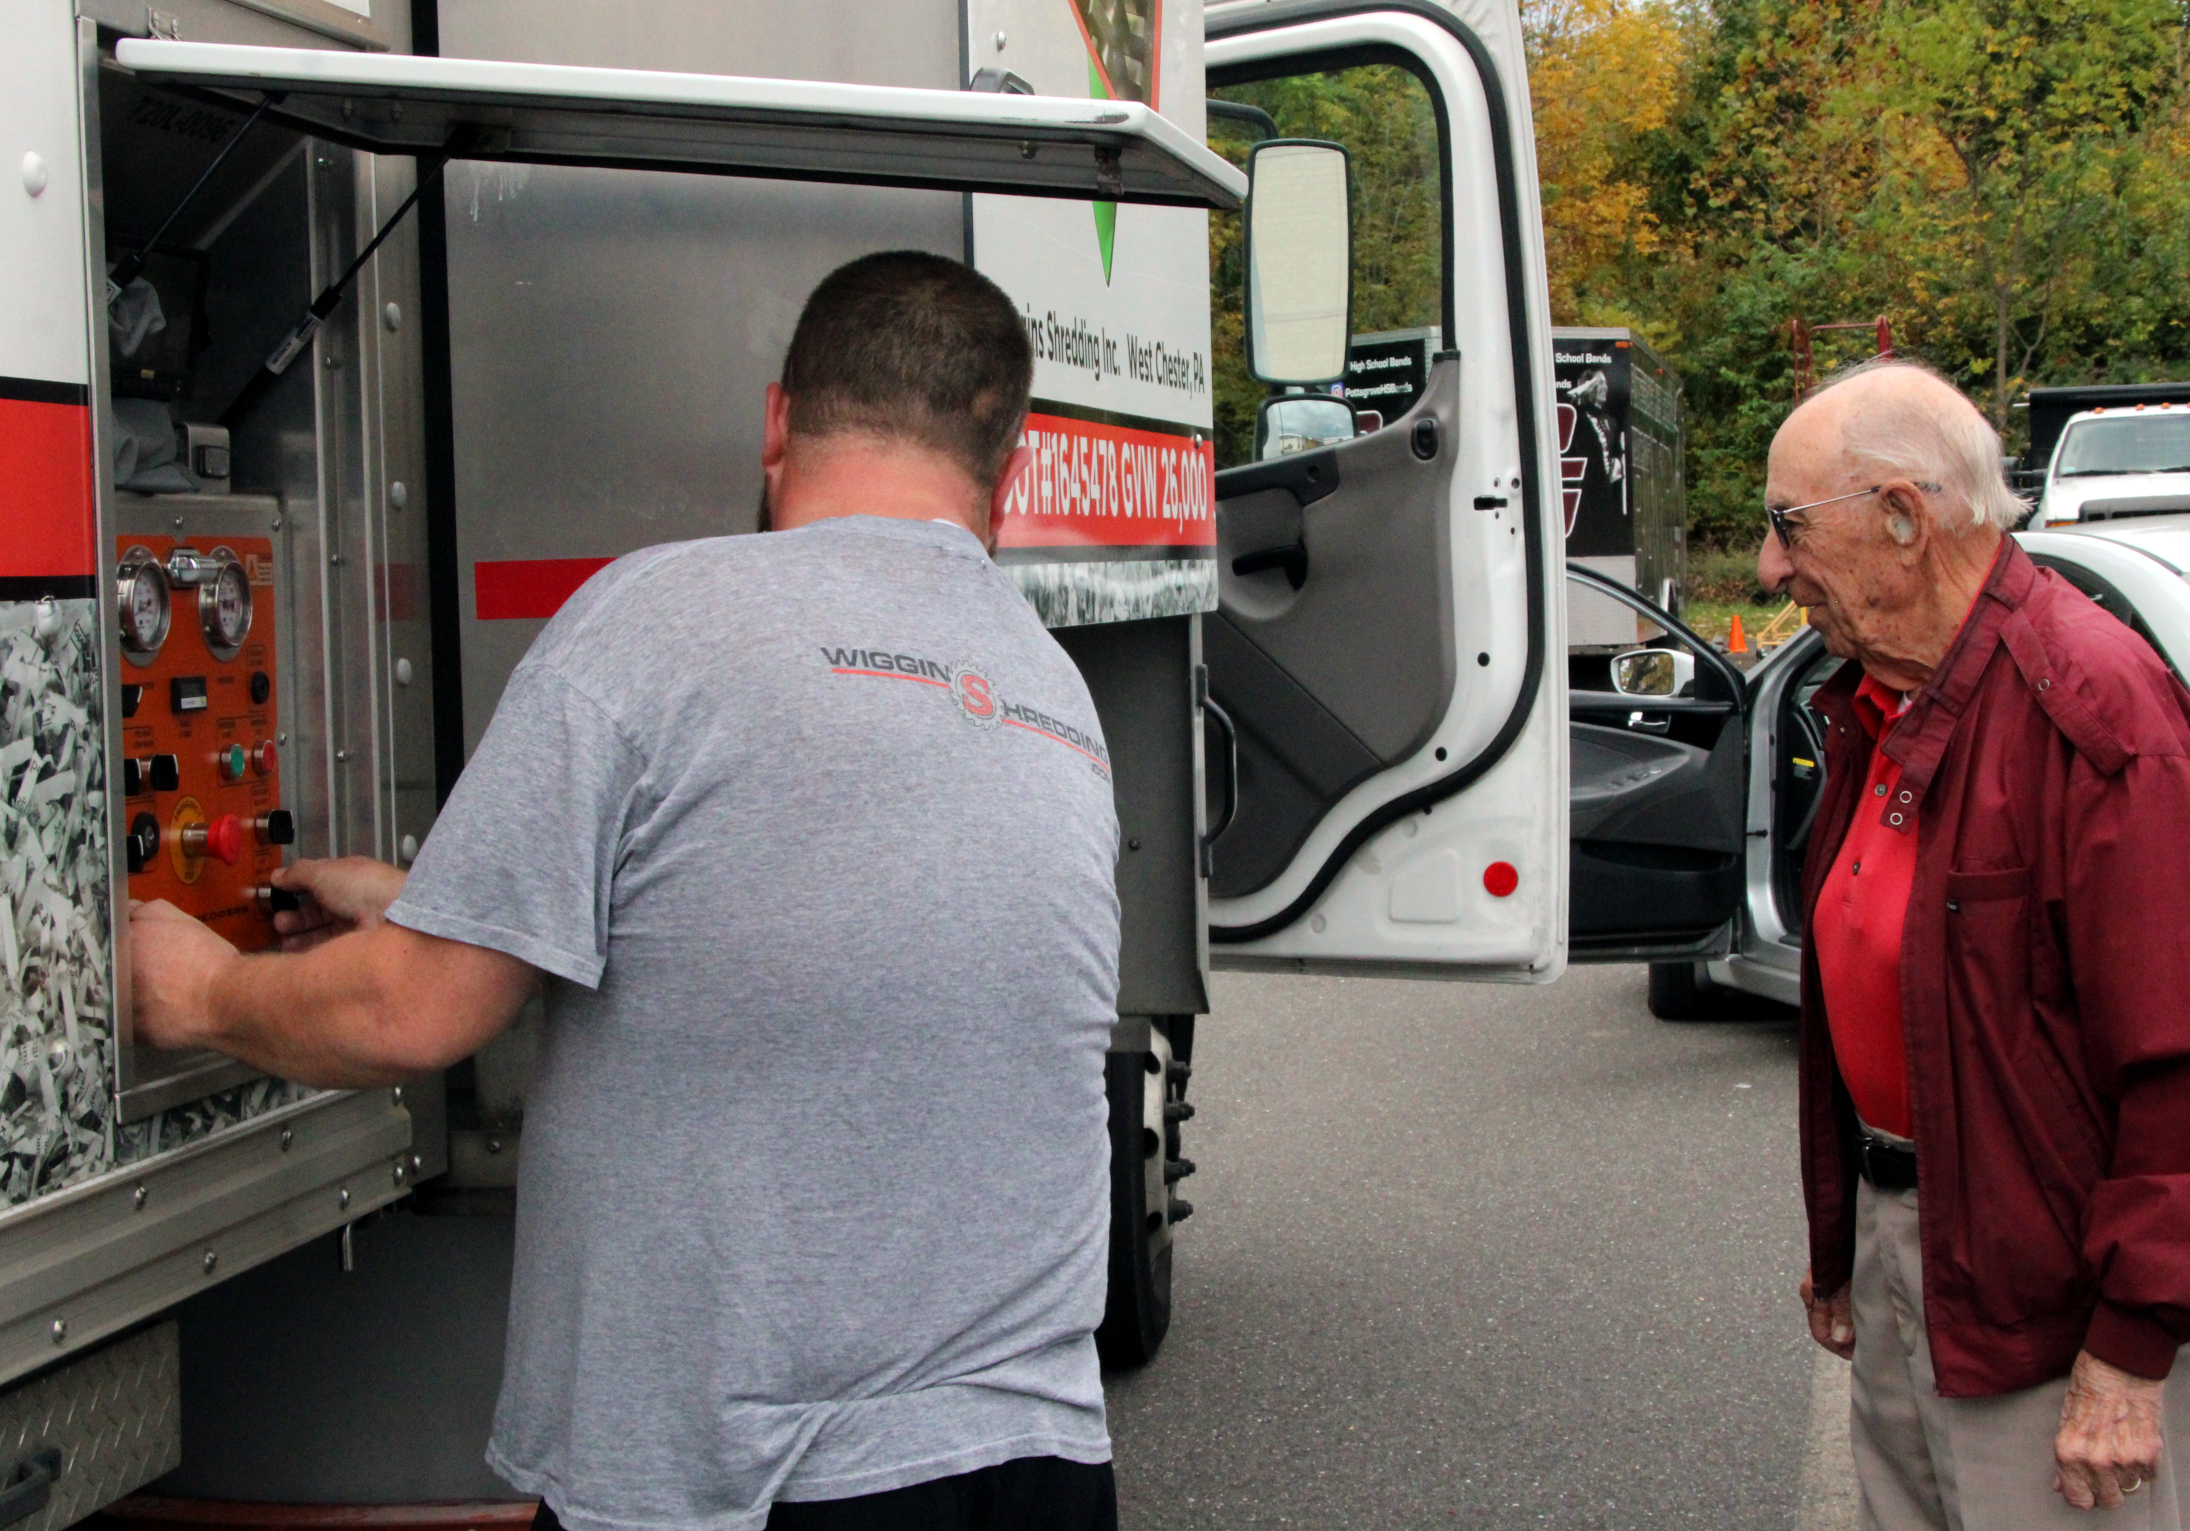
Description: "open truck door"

(1200, 1), (1570, 977)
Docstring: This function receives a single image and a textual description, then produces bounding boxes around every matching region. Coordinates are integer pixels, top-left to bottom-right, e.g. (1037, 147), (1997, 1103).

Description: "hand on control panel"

(267, 856), (409, 954)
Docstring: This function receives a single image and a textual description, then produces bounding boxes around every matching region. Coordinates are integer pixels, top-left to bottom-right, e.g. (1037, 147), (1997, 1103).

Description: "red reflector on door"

(1483, 861), (1519, 898)
(473, 557), (614, 620)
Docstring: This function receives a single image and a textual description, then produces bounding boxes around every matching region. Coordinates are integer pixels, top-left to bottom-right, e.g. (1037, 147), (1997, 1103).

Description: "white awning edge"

(113, 39), (1247, 210)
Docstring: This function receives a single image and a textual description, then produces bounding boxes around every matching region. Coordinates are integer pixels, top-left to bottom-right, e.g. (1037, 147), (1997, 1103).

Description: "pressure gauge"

(115, 547), (171, 663)
(198, 547), (253, 661)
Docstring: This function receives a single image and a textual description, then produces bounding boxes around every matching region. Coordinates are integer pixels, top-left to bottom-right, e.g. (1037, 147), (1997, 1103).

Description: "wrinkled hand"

(130, 899), (240, 1052)
(2055, 1350), (2165, 1510)
(1802, 1271), (1855, 1360)
(269, 857), (407, 952)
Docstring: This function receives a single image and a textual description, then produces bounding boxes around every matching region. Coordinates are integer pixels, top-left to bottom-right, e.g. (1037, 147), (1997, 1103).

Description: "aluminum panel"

(0, 1323), (180, 1531)
(0, 1088), (412, 1389)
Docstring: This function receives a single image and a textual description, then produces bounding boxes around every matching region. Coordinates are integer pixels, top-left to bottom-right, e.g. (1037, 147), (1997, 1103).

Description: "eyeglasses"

(1765, 481), (1944, 548)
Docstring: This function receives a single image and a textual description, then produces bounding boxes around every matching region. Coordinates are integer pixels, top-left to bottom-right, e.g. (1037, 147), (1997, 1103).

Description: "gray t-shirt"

(387, 517), (1121, 1531)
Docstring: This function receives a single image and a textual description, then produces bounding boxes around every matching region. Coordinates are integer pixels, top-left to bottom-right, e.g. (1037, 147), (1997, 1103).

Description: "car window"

(2028, 554), (2178, 680)
(2055, 415), (2190, 478)
(1209, 63), (1445, 470)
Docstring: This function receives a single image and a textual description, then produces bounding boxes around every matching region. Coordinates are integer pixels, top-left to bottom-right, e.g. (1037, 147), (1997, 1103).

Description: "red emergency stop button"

(182, 814), (246, 866)
(1483, 861), (1520, 898)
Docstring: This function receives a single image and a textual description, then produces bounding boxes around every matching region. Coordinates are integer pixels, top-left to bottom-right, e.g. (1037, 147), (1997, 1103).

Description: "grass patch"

(1682, 543), (1793, 646)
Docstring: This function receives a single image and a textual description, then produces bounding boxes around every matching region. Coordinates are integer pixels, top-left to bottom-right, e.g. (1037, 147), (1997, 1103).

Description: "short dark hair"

(781, 251), (1033, 487)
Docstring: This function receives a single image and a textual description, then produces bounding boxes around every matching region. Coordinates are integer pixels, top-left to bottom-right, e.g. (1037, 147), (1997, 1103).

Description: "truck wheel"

(1096, 1028), (1180, 1368)
(1647, 960), (1715, 1021)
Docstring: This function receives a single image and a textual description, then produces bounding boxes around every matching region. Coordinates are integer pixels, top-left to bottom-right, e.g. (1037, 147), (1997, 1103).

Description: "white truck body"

(0, 0), (1567, 1509)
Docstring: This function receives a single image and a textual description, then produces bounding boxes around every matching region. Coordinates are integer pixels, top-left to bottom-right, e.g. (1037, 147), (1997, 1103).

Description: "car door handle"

(1201, 698), (1239, 878)
(1626, 710), (1671, 735)
(1230, 541), (1308, 590)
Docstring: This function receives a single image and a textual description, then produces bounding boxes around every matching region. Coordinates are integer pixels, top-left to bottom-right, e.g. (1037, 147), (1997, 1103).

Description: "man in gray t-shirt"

(130, 252), (1123, 1531)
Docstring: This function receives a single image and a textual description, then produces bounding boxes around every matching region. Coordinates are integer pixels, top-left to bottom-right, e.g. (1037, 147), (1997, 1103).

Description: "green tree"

(1865, 0), (2190, 423)
(1587, 0), (2190, 548)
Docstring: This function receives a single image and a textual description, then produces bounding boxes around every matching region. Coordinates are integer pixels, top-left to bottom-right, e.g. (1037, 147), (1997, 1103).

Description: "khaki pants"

(1851, 1178), (2190, 1530)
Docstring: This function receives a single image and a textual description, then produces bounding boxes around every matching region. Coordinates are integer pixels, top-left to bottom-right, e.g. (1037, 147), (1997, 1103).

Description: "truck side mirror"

(1243, 140), (1352, 386)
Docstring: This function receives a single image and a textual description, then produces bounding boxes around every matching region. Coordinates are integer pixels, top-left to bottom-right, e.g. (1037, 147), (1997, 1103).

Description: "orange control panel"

(115, 534), (290, 951)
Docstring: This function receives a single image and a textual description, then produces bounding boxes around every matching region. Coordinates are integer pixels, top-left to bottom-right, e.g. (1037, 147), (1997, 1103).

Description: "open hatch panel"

(112, 39), (1247, 210)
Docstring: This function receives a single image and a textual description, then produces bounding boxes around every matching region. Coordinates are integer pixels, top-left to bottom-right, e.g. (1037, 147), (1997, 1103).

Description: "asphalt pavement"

(1105, 963), (1855, 1530)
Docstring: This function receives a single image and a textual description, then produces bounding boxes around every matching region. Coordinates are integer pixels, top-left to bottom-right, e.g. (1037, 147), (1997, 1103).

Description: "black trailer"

(1551, 328), (1685, 648)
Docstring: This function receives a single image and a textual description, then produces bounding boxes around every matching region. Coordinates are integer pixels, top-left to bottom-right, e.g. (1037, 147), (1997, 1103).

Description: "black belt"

(1855, 1133), (1918, 1191)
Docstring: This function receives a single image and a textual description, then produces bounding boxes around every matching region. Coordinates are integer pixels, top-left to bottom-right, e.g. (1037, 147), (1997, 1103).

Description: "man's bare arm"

(131, 857), (538, 1088)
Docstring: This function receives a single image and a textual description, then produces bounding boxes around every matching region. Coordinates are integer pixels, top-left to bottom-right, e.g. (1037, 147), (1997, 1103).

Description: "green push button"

(222, 744), (247, 782)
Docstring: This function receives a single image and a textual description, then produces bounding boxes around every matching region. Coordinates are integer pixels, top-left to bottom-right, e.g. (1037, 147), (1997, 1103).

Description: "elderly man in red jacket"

(1762, 359), (2190, 1526)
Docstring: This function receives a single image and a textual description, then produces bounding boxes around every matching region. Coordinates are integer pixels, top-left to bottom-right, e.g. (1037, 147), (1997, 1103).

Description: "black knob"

(126, 813), (159, 875)
(121, 685), (143, 719)
(150, 755), (180, 793)
(253, 886), (301, 916)
(256, 810), (296, 846)
(124, 759), (143, 797)
(249, 670), (271, 706)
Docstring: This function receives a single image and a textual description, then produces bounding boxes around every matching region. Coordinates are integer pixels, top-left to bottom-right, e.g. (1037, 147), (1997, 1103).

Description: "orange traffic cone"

(1729, 613), (1748, 653)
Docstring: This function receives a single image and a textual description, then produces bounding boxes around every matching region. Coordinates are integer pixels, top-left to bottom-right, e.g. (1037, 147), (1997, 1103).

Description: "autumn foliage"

(1527, 0), (2190, 547)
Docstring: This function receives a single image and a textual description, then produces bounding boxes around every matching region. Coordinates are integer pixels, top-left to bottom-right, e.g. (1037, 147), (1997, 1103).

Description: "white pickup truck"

(2038, 401), (2190, 526)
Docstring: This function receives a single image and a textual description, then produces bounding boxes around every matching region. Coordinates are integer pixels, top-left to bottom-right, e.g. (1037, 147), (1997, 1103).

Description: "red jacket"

(1800, 538), (2190, 1395)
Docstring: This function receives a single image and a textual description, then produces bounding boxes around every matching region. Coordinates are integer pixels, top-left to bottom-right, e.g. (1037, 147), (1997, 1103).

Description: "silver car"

(1567, 516), (2190, 1017)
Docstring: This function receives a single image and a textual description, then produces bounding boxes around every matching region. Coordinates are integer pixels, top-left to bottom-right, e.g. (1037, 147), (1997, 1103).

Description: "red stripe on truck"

(0, 396), (97, 580)
(473, 557), (614, 620)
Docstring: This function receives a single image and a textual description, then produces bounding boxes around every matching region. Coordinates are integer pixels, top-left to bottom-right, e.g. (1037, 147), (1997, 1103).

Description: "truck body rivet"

(202, 1249), (217, 1274)
(338, 1186), (351, 1209)
(50, 1319), (64, 1345)
(390, 1086), (404, 1106)
(132, 1184), (147, 1210)
(279, 1128), (294, 1152)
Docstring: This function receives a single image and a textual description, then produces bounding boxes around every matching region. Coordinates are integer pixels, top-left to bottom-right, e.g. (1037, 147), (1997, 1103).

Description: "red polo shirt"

(1813, 672), (1918, 1139)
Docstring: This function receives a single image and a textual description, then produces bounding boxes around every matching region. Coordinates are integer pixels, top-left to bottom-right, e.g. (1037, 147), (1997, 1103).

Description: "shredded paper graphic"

(0, 599), (115, 1203)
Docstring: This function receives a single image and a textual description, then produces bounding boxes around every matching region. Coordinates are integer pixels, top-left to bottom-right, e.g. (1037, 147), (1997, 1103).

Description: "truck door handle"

(0, 1449), (62, 1530)
(1231, 542), (1307, 590)
(1201, 698), (1239, 878)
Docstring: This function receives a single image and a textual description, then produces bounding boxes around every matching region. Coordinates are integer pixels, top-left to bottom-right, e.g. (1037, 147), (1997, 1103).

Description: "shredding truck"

(0, 0), (1575, 1516)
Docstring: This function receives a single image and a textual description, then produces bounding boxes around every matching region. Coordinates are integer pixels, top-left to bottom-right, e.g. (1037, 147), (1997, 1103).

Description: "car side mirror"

(1255, 393), (1357, 460)
(1243, 140), (1352, 386)
(1610, 648), (1696, 699)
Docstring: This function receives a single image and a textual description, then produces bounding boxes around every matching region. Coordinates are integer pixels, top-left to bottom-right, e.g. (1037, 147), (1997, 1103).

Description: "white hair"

(1808, 357), (2030, 532)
